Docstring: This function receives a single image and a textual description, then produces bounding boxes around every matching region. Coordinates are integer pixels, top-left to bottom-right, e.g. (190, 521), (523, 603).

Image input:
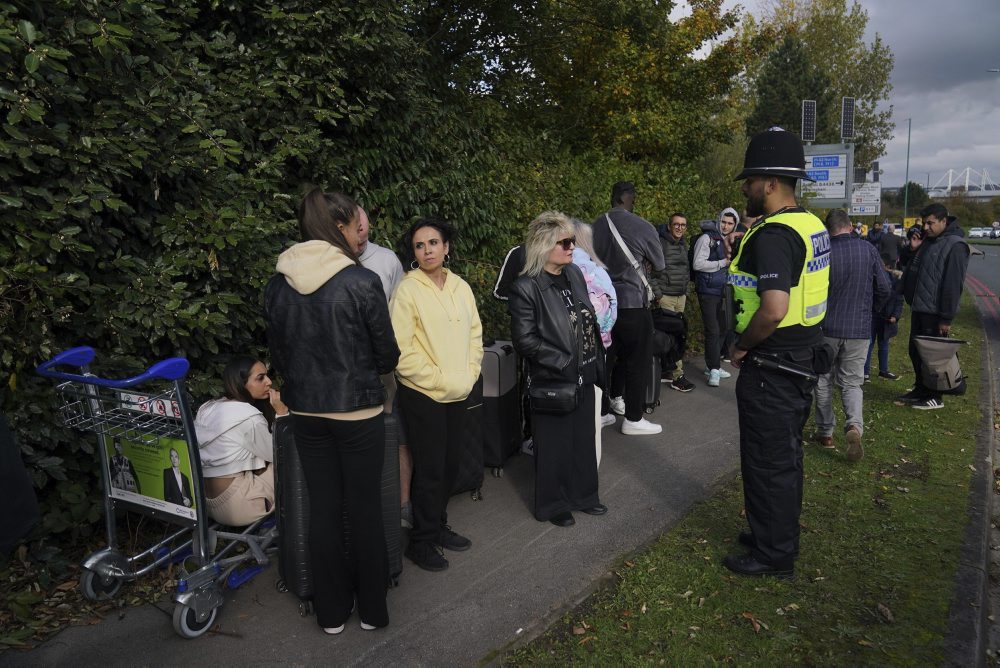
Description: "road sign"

(802, 153), (849, 199)
(849, 182), (881, 216)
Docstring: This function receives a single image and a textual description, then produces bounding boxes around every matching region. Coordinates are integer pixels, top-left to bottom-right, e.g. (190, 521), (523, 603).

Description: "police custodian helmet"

(735, 127), (815, 182)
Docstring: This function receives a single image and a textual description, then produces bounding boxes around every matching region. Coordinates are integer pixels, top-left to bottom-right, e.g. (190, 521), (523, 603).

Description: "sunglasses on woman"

(555, 237), (576, 250)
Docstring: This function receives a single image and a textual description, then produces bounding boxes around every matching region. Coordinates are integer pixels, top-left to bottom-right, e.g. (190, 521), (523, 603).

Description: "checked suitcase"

(481, 340), (520, 477)
(274, 414), (403, 616)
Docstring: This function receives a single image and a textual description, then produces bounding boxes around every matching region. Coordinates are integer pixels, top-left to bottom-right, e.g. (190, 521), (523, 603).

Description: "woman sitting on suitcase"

(195, 356), (287, 526)
(390, 217), (483, 572)
(265, 189), (400, 635)
(508, 211), (607, 527)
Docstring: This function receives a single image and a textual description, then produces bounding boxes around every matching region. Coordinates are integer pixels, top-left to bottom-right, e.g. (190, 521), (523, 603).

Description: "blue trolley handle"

(36, 346), (190, 387)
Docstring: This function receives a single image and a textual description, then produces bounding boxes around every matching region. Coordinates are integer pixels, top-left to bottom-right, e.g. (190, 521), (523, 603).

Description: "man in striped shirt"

(812, 209), (891, 462)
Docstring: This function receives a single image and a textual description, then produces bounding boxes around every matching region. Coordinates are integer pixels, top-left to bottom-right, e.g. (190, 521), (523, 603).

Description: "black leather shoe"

(722, 553), (793, 579)
(738, 531), (755, 548)
(581, 504), (608, 516)
(549, 512), (575, 527)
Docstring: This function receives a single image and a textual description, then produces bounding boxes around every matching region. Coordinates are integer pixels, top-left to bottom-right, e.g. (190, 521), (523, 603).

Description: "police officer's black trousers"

(735, 356), (816, 569)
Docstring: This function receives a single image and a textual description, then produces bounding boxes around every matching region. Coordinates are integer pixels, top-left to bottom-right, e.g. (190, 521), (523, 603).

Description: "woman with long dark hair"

(391, 217), (483, 572)
(508, 211), (606, 527)
(265, 188), (400, 634)
(195, 355), (287, 525)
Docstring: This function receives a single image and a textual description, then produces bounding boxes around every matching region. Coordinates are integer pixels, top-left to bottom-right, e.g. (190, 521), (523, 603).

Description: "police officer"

(725, 128), (831, 578)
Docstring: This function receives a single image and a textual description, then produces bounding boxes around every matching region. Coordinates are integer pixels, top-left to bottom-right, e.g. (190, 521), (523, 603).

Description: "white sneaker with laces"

(707, 369), (721, 387)
(621, 417), (662, 435)
(704, 368), (732, 379)
(600, 413), (616, 427)
(609, 396), (625, 415)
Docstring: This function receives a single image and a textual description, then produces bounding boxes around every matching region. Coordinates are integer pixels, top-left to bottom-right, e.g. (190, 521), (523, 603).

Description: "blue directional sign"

(811, 156), (841, 168)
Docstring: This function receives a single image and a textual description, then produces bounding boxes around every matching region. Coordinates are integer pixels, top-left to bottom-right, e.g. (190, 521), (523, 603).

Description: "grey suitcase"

(482, 340), (520, 476)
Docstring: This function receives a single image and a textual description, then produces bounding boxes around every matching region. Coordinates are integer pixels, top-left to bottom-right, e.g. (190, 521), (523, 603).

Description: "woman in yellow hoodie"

(390, 218), (483, 573)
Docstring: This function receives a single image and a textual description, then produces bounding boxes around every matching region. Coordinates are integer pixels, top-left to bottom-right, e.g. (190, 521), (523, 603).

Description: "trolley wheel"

(470, 488), (483, 502)
(275, 578), (289, 594)
(79, 569), (123, 602)
(491, 467), (503, 479)
(298, 600), (313, 617)
(172, 602), (218, 639)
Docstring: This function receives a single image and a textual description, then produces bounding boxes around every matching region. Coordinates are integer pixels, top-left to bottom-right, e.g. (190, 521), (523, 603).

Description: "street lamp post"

(903, 118), (911, 221)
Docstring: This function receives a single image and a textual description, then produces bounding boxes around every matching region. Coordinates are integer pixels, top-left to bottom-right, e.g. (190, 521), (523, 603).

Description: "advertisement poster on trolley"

(102, 391), (197, 520)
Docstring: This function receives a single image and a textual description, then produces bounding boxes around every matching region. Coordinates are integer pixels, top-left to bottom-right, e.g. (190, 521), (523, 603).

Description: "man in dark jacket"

(650, 213), (695, 392)
(812, 209), (890, 462)
(593, 182), (666, 435)
(896, 204), (970, 409)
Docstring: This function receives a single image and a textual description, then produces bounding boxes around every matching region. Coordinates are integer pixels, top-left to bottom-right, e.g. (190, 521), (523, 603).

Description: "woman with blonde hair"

(508, 211), (606, 527)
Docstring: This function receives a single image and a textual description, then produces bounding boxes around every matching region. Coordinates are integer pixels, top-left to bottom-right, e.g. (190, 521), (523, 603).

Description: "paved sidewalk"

(4, 364), (742, 667)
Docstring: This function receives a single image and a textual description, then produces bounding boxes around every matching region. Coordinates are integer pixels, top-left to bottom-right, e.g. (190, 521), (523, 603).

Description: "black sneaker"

(878, 371), (900, 381)
(670, 376), (695, 393)
(405, 540), (449, 572)
(894, 388), (926, 405)
(912, 397), (944, 410)
(436, 525), (471, 552)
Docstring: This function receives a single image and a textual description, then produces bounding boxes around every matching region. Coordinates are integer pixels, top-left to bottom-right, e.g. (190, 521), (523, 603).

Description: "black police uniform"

(735, 221), (823, 570)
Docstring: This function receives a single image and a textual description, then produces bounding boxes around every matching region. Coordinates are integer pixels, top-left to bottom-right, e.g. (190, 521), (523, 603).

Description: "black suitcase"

(644, 354), (662, 414)
(451, 376), (485, 500)
(482, 341), (520, 476)
(273, 417), (313, 615)
(380, 414), (403, 585)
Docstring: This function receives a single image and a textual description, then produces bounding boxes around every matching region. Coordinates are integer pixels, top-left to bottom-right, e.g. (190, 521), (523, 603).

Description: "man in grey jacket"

(593, 182), (666, 435)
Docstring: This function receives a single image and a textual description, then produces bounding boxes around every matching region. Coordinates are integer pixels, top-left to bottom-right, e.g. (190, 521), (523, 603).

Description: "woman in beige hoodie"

(390, 218), (483, 573)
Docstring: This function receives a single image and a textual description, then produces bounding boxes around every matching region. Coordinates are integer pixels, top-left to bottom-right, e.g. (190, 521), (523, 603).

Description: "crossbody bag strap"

(606, 213), (654, 303)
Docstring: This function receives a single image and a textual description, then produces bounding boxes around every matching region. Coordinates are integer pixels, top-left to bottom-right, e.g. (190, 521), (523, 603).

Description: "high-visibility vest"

(727, 209), (830, 334)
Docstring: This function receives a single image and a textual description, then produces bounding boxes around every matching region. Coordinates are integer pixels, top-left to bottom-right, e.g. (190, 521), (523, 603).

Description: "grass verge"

(504, 293), (985, 665)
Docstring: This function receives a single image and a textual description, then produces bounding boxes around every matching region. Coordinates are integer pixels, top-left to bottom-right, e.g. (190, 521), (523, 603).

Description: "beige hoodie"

(275, 240), (355, 294)
(390, 268), (483, 403)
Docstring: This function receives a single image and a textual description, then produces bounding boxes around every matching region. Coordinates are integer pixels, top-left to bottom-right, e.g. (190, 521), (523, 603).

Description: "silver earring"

(410, 260), (419, 270)
(444, 254), (451, 265)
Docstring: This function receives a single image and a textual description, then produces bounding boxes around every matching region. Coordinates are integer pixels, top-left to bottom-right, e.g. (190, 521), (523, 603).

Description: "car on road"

(991, 227), (1000, 239)
(969, 227), (986, 239)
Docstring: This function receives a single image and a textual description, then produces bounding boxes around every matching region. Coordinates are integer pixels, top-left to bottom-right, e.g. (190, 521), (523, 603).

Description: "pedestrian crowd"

(188, 127), (971, 632)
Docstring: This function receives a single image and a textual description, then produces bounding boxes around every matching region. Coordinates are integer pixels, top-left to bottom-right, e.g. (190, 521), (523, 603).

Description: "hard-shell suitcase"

(273, 417), (313, 614)
(481, 340), (520, 476)
(380, 414), (403, 585)
(644, 354), (662, 414)
(451, 376), (485, 500)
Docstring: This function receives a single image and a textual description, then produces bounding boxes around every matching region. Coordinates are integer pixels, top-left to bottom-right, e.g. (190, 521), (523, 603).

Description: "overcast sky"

(705, 0), (1000, 189)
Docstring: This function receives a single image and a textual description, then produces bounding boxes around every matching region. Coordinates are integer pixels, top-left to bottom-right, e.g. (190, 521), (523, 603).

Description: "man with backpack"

(692, 209), (738, 386)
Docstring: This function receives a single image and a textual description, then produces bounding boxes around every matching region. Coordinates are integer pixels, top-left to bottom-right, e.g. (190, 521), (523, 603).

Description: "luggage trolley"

(36, 346), (277, 639)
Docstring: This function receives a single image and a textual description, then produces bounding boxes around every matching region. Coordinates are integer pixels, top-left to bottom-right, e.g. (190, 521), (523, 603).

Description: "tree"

(755, 0), (894, 167)
(896, 182), (929, 209)
(745, 34), (834, 138)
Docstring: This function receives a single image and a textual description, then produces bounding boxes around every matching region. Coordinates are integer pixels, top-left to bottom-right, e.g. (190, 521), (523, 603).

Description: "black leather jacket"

(508, 263), (605, 386)
(265, 265), (400, 413)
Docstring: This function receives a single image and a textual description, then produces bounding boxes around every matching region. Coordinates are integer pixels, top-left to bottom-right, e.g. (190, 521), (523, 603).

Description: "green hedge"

(1, 1), (743, 544)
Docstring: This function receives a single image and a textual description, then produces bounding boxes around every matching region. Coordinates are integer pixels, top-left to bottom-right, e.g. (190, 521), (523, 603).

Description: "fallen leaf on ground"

(877, 603), (894, 623)
(572, 626), (585, 635)
(578, 635), (595, 645)
(858, 639), (874, 647)
(741, 612), (768, 633)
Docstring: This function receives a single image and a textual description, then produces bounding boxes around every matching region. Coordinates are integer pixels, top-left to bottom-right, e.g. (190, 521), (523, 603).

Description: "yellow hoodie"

(390, 268), (483, 403)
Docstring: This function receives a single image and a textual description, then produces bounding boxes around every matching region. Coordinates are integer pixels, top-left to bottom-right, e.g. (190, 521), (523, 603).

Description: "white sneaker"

(707, 369), (721, 387)
(704, 368), (732, 379)
(609, 396), (625, 415)
(324, 624), (345, 635)
(621, 418), (662, 435)
(600, 413), (616, 427)
(360, 621), (377, 631)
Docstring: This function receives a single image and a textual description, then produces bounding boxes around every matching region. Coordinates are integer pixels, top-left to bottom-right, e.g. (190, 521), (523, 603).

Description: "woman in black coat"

(508, 211), (606, 527)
